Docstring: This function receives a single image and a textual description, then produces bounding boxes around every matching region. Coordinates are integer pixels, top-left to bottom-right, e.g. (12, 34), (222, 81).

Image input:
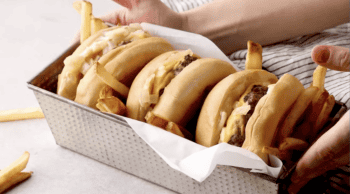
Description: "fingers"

(288, 111), (350, 194)
(99, 9), (127, 25)
(111, 0), (140, 10)
(311, 45), (350, 72)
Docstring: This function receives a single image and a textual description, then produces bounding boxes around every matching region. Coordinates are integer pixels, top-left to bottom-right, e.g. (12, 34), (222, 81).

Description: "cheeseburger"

(57, 23), (173, 103)
(126, 50), (236, 138)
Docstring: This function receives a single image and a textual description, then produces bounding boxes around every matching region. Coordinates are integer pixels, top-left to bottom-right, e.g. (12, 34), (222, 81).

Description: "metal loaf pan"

(27, 43), (348, 194)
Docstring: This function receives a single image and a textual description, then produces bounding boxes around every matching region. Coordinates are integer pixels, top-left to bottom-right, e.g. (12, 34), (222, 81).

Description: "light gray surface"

(0, 1), (176, 193)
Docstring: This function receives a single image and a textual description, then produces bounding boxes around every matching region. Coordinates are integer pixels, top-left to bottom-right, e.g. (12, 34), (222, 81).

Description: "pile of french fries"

(295, 66), (335, 142)
(263, 65), (336, 162)
(239, 42), (336, 162)
(0, 152), (32, 193)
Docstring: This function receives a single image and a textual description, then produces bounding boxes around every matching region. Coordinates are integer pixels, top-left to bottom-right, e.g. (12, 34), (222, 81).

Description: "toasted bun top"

(151, 58), (236, 126)
(72, 26), (120, 56)
(242, 74), (305, 164)
(126, 50), (185, 121)
(74, 37), (174, 109)
(196, 70), (278, 147)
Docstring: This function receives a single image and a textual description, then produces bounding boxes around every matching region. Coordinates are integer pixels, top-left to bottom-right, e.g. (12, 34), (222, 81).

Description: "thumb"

(311, 45), (350, 72)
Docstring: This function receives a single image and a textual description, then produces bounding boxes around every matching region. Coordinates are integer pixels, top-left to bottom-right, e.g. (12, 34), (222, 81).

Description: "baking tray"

(28, 42), (348, 194)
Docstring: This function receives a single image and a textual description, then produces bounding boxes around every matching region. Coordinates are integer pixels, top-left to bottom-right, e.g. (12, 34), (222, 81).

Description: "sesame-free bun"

(150, 58), (236, 126)
(126, 50), (185, 121)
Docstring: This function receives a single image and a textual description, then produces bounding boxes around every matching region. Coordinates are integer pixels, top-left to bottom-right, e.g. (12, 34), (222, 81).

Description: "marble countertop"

(0, 0), (176, 193)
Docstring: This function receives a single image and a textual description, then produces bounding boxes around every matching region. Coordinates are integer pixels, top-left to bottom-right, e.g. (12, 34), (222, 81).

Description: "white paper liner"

(123, 117), (283, 182)
(112, 23), (282, 182)
(140, 23), (241, 71)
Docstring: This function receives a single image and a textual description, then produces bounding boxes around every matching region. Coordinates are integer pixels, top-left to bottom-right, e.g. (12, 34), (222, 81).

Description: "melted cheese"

(141, 50), (194, 107)
(79, 25), (151, 75)
(218, 82), (273, 144)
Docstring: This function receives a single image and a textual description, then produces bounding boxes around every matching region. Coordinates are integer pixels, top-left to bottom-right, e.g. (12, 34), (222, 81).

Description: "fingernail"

(315, 47), (330, 64)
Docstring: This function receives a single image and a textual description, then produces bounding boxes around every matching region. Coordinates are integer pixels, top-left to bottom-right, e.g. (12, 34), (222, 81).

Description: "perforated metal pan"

(27, 43), (348, 194)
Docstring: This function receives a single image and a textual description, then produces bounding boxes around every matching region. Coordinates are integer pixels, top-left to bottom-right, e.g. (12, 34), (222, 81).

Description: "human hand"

(100, 0), (185, 30)
(71, 0), (186, 45)
(311, 45), (350, 72)
(288, 45), (350, 193)
(287, 110), (349, 194)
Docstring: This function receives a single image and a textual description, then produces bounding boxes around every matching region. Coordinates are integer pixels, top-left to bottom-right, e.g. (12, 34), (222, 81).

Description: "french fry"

(311, 65), (328, 105)
(314, 94), (335, 135)
(73, 1), (108, 36)
(0, 171), (32, 193)
(91, 16), (108, 35)
(293, 90), (329, 142)
(99, 85), (115, 98)
(0, 107), (44, 122)
(96, 97), (126, 115)
(263, 137), (308, 162)
(309, 91), (330, 137)
(166, 122), (185, 138)
(245, 40), (263, 70)
(262, 146), (284, 159)
(312, 65), (327, 92)
(145, 111), (168, 129)
(145, 112), (193, 140)
(278, 137), (308, 152)
(166, 122), (193, 140)
(80, 1), (92, 43)
(277, 86), (319, 144)
(0, 152), (30, 191)
(95, 62), (129, 99)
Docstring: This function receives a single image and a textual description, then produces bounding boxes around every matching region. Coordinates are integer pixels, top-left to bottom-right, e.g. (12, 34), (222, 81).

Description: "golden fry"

(145, 111), (193, 140)
(91, 16), (108, 35)
(80, 1), (92, 43)
(278, 137), (308, 152)
(245, 40), (263, 70)
(0, 152), (30, 189)
(315, 95), (335, 133)
(262, 146), (281, 158)
(0, 171), (32, 193)
(166, 122), (185, 138)
(312, 65), (327, 92)
(310, 91), (329, 131)
(293, 91), (329, 142)
(96, 96), (127, 115)
(166, 122), (193, 140)
(95, 62), (129, 99)
(145, 111), (169, 130)
(277, 87), (318, 143)
(0, 107), (44, 122)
